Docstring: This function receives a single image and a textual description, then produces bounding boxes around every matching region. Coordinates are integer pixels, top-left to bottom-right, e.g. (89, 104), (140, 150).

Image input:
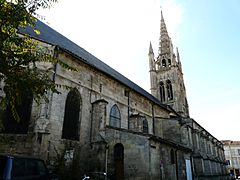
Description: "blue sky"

(39, 0), (240, 140)
(177, 0), (240, 141)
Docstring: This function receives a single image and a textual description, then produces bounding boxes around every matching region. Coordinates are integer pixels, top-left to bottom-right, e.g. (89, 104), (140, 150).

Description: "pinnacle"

(149, 41), (154, 54)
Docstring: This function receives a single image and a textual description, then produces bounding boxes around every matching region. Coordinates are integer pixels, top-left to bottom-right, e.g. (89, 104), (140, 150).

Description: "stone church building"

(0, 12), (228, 179)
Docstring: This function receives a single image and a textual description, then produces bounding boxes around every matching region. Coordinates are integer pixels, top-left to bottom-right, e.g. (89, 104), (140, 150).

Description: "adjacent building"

(222, 140), (240, 178)
(0, 11), (228, 179)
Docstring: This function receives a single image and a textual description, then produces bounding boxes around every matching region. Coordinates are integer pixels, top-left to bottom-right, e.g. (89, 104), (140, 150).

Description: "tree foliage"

(0, 0), (76, 121)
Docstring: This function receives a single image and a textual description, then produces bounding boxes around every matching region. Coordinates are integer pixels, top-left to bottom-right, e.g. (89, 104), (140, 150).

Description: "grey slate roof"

(19, 20), (171, 111)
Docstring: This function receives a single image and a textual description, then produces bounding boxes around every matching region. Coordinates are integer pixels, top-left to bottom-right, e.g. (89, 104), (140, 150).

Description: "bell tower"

(148, 11), (189, 117)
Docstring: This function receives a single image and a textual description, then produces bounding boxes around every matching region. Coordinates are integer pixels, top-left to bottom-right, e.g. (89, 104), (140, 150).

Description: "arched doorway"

(114, 143), (124, 180)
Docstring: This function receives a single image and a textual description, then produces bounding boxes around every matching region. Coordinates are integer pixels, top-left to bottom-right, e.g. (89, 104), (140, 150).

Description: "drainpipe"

(175, 149), (179, 180)
(152, 104), (155, 135)
(89, 75), (93, 143)
(127, 91), (130, 129)
(190, 154), (195, 180)
(52, 46), (59, 83)
(149, 141), (152, 179)
(46, 45), (59, 119)
(105, 144), (109, 176)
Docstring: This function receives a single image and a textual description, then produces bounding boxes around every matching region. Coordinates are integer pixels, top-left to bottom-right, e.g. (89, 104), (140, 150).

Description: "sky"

(39, 0), (240, 141)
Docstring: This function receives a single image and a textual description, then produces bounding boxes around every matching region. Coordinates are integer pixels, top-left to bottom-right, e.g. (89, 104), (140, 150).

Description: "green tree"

(0, 0), (76, 121)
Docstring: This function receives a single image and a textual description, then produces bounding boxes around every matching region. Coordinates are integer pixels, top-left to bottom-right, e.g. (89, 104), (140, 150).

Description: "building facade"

(0, 11), (228, 179)
(222, 140), (240, 178)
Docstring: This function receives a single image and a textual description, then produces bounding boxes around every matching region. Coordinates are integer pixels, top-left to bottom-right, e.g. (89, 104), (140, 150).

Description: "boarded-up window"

(109, 105), (121, 128)
(0, 91), (33, 134)
(62, 88), (81, 141)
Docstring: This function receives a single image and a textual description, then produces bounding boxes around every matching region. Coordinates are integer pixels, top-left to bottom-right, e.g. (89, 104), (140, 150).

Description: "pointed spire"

(149, 41), (154, 54)
(161, 10), (165, 27)
(160, 11), (169, 38)
(159, 11), (171, 55)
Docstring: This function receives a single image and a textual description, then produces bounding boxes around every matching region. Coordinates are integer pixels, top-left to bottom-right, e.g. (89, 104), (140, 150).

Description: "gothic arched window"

(109, 105), (121, 128)
(162, 59), (166, 67)
(166, 80), (173, 100)
(143, 117), (148, 133)
(168, 59), (171, 67)
(159, 81), (165, 102)
(0, 91), (33, 134)
(62, 88), (81, 141)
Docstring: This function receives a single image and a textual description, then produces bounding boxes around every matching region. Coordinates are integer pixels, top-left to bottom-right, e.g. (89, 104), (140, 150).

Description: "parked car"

(0, 154), (58, 180)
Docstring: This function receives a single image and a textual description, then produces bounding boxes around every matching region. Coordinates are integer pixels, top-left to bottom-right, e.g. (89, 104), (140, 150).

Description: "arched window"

(159, 81), (165, 102)
(62, 88), (81, 141)
(162, 59), (166, 67)
(114, 143), (124, 180)
(170, 149), (175, 164)
(0, 91), (33, 134)
(166, 80), (173, 100)
(110, 105), (121, 128)
(143, 118), (148, 133)
(168, 59), (171, 67)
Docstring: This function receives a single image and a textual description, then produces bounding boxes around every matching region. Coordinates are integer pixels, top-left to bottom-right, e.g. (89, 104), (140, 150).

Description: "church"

(0, 11), (228, 179)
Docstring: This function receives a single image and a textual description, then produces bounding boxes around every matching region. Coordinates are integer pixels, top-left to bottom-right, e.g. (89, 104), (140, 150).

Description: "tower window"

(110, 104), (121, 128)
(162, 59), (166, 67)
(168, 59), (171, 67)
(159, 81), (165, 102)
(142, 117), (148, 133)
(62, 88), (81, 141)
(166, 80), (173, 100)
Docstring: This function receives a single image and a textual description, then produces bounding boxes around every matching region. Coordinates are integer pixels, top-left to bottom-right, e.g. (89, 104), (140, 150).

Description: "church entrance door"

(114, 143), (124, 180)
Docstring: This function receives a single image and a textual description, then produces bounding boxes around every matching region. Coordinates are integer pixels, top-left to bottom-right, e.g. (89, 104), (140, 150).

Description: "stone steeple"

(159, 10), (171, 55)
(148, 11), (189, 117)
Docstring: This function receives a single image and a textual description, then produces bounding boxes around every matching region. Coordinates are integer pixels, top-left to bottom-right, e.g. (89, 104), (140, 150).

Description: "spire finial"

(161, 8), (163, 21)
(160, 9), (166, 27)
(149, 41), (154, 54)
